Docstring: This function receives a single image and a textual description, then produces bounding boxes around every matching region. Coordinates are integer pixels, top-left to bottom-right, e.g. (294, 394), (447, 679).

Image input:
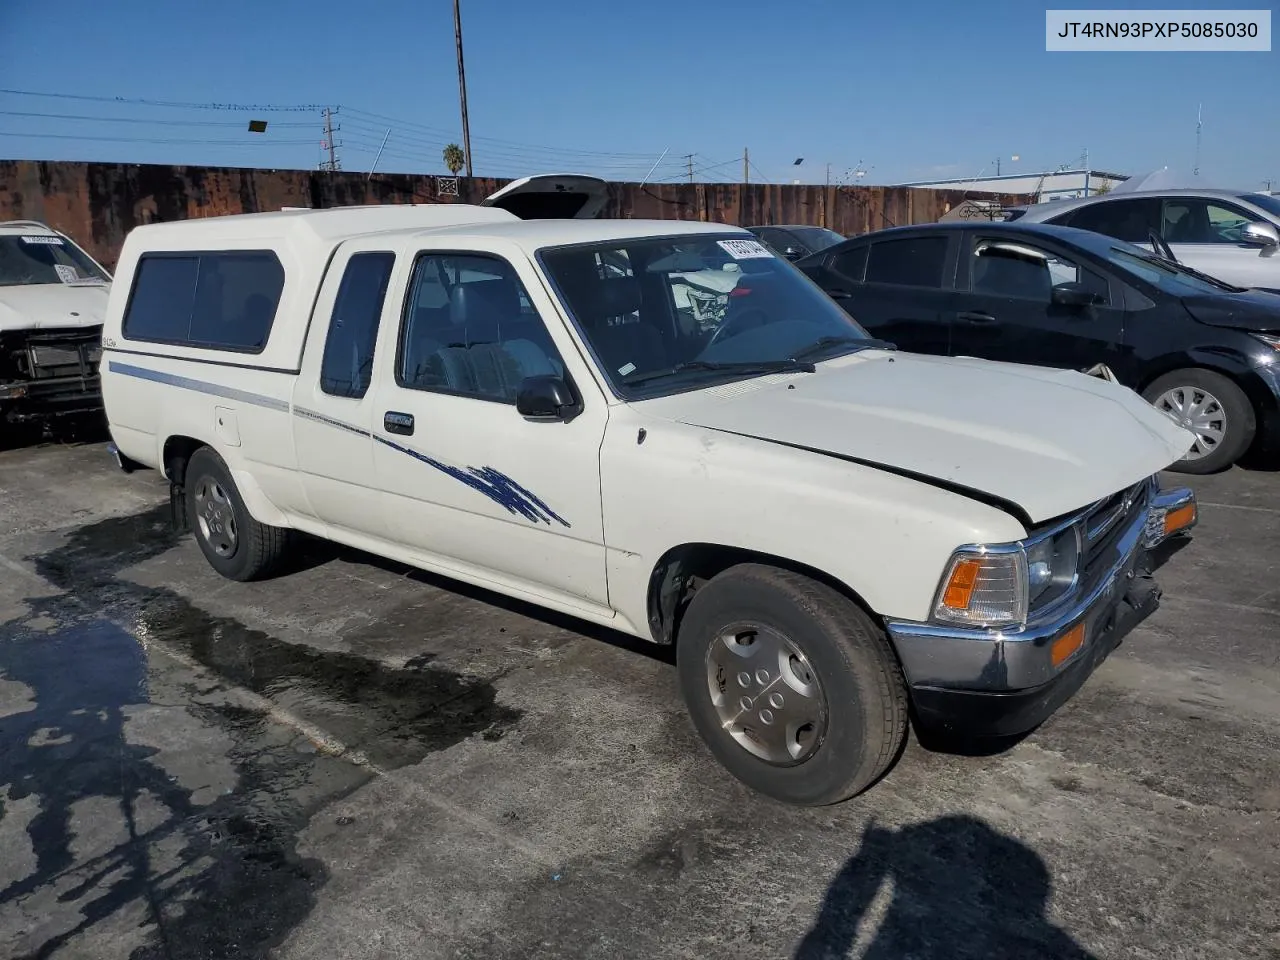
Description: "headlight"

(1025, 526), (1080, 608)
(933, 525), (1082, 629)
(1252, 333), (1280, 360)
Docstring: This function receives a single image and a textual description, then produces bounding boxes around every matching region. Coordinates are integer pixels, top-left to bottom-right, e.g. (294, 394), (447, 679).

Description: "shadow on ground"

(794, 815), (1099, 960)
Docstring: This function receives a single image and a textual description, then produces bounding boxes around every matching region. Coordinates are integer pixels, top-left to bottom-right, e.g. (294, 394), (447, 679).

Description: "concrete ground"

(0, 437), (1277, 960)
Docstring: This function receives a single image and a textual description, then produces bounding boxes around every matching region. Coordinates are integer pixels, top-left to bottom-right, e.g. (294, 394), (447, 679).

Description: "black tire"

(184, 446), (291, 581)
(1142, 368), (1255, 474)
(676, 564), (908, 806)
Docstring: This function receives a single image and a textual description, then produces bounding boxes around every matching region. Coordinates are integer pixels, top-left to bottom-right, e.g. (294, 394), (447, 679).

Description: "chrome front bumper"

(886, 485), (1196, 698)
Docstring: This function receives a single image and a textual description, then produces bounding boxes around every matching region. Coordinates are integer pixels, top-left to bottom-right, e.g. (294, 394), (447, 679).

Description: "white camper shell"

(100, 196), (1199, 806)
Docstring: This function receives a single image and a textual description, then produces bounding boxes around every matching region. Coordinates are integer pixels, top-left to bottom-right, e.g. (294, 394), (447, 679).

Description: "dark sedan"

(795, 221), (1280, 473)
(745, 224), (845, 261)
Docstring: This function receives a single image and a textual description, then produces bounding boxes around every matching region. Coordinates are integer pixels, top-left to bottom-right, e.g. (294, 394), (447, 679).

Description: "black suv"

(796, 221), (1280, 473)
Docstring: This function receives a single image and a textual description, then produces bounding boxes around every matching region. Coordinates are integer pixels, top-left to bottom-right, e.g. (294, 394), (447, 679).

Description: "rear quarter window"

(123, 250), (284, 353)
(864, 236), (949, 288)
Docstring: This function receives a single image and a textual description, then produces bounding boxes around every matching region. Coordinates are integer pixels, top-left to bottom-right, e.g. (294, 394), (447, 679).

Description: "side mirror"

(1051, 282), (1101, 308)
(1241, 221), (1280, 250)
(782, 246), (805, 260)
(516, 375), (580, 422)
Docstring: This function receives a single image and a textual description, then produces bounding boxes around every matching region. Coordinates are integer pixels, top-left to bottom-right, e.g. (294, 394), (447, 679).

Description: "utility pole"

(1193, 103), (1202, 178)
(684, 153), (695, 183)
(321, 107), (341, 171)
(995, 156), (1001, 176)
(453, 0), (473, 176)
(825, 163), (831, 187)
(744, 148), (749, 184)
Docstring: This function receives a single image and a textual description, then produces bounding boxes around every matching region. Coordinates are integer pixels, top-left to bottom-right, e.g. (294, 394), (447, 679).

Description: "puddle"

(0, 505), (523, 957)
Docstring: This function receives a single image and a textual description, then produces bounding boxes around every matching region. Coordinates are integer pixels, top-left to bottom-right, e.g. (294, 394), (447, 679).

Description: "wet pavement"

(1, 439), (1278, 959)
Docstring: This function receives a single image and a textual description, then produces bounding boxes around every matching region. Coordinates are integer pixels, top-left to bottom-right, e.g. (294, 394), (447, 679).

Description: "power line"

(0, 108), (314, 127)
(0, 131), (316, 146)
(342, 106), (659, 159)
(0, 88), (325, 112)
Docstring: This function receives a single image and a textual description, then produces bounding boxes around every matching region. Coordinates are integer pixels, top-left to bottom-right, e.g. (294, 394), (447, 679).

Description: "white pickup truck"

(1, 220), (111, 433)
(99, 183), (1199, 805)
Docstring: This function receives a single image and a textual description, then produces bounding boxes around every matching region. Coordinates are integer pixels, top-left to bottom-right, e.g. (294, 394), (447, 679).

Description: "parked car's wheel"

(676, 563), (908, 806)
(1142, 369), (1255, 474)
(184, 446), (290, 581)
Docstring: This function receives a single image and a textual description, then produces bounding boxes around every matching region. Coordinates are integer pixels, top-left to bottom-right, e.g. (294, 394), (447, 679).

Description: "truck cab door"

(291, 240), (402, 541)
(368, 240), (611, 614)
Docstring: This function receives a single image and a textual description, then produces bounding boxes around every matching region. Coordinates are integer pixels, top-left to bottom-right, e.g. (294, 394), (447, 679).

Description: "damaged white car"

(0, 220), (110, 433)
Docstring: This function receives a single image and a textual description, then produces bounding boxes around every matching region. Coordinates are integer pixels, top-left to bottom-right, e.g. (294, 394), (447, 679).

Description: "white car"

(1008, 188), (1280, 293)
(0, 220), (111, 432)
(98, 186), (1199, 805)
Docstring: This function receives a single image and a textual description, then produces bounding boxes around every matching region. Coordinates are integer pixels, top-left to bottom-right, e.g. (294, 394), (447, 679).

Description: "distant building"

(896, 169), (1129, 203)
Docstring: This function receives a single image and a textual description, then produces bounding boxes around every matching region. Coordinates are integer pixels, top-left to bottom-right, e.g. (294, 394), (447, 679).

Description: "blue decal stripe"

(294, 405), (371, 438)
(107, 360), (568, 528)
(107, 361), (290, 412)
(372, 433), (570, 528)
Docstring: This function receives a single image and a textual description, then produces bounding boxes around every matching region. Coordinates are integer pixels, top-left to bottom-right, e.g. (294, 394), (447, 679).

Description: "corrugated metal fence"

(0, 160), (1032, 270)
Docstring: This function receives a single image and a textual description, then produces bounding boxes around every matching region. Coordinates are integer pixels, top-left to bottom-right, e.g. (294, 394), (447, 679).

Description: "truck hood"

(1181, 290), (1280, 332)
(0, 282), (110, 332)
(638, 351), (1194, 525)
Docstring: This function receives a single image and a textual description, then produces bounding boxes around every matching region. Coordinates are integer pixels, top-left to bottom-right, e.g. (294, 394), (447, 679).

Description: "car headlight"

(1025, 526), (1080, 609)
(933, 525), (1081, 629)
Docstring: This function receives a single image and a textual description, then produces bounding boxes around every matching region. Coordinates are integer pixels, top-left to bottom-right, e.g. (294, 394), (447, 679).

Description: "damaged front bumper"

(0, 328), (104, 421)
(886, 483), (1197, 738)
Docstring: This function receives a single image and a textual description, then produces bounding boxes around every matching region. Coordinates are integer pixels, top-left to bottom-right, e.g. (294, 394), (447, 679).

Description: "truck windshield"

(539, 233), (878, 398)
(0, 234), (109, 287)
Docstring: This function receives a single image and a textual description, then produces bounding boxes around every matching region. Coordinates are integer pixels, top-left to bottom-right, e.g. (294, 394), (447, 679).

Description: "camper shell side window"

(122, 250), (285, 354)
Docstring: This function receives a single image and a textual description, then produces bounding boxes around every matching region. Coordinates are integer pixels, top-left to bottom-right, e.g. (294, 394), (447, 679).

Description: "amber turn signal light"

(1051, 622), (1086, 668)
(1163, 503), (1197, 538)
(941, 557), (982, 610)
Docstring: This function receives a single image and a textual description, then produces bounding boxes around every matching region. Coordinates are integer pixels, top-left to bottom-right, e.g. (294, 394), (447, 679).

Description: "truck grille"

(27, 330), (102, 380)
(1078, 478), (1151, 594)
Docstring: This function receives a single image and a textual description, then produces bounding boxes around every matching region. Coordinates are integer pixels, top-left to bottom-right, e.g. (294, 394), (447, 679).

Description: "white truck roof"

(119, 205), (747, 259)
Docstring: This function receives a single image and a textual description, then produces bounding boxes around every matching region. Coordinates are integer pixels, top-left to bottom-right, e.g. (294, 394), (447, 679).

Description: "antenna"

(1193, 103), (1202, 177)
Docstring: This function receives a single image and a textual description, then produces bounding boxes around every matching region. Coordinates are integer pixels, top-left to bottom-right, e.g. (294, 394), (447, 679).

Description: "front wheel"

(676, 564), (908, 806)
(1142, 368), (1255, 474)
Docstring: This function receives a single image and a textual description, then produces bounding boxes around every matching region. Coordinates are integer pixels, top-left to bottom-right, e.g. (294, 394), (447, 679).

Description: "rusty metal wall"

(0, 160), (1032, 270)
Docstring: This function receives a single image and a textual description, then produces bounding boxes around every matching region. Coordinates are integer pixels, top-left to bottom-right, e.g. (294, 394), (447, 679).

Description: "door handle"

(957, 311), (997, 325)
(384, 411), (414, 436)
(827, 288), (854, 300)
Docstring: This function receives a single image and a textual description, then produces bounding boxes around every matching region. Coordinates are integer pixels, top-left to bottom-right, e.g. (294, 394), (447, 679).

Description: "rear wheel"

(184, 446), (290, 581)
(676, 564), (908, 806)
(1142, 368), (1254, 474)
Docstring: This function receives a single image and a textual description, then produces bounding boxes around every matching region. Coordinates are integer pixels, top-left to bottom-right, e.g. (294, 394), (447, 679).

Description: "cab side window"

(1162, 199), (1261, 244)
(319, 252), (395, 399)
(397, 253), (565, 403)
(970, 240), (1109, 303)
(1058, 198), (1160, 243)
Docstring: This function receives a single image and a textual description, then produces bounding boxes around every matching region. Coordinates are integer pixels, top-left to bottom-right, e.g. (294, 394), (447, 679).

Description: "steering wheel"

(704, 307), (771, 353)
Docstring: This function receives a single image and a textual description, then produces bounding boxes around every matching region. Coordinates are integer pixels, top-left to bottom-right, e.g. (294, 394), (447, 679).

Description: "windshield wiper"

(790, 335), (896, 362)
(1126, 250), (1242, 291)
(623, 358), (816, 387)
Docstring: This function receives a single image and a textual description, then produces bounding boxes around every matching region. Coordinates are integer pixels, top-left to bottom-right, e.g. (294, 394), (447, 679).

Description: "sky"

(0, 0), (1276, 189)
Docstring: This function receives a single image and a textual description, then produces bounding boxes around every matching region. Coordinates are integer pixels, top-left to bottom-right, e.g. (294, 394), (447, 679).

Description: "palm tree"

(443, 143), (465, 176)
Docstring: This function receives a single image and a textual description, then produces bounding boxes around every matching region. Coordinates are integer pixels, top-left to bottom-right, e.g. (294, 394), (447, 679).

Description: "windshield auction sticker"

(717, 239), (774, 260)
(1046, 9), (1270, 50)
(21, 235), (66, 245)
